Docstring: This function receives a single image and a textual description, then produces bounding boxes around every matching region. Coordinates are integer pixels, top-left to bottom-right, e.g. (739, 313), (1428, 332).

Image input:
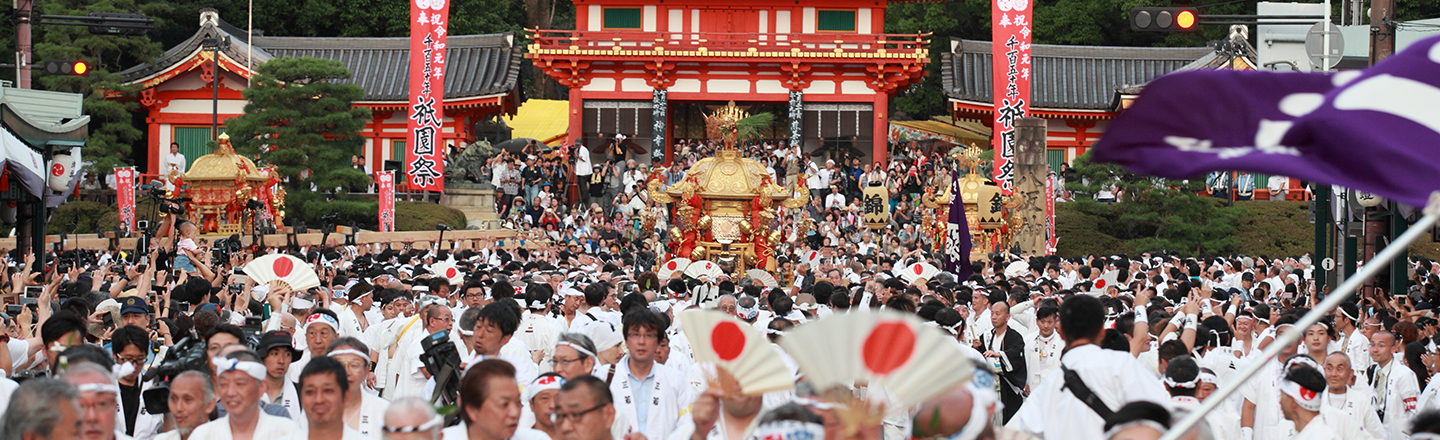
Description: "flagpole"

(1160, 192), (1440, 440)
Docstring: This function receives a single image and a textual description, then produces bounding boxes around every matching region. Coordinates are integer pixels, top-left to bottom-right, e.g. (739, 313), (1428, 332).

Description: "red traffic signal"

(1130, 7), (1202, 32)
(41, 60), (89, 75)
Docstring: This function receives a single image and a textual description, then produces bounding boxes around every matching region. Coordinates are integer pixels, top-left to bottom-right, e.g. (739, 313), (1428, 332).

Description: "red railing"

(527, 29), (930, 58)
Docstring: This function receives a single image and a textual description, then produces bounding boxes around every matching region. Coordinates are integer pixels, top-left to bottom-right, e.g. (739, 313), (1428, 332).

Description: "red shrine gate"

(527, 0), (928, 164)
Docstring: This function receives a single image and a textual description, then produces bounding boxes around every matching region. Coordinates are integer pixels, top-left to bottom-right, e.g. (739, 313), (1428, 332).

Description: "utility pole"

(1370, 0), (1397, 65)
(17, 0), (32, 88)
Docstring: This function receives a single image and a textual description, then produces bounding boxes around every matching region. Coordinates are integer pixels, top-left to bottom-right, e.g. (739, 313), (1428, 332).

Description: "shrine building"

(527, 0), (929, 163)
(115, 10), (522, 179)
(942, 36), (1256, 173)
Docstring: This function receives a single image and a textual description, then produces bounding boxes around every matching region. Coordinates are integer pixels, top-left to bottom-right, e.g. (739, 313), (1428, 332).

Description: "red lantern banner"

(405, 0), (449, 192)
(378, 172), (395, 232)
(991, 0), (1032, 195)
(116, 167), (135, 233)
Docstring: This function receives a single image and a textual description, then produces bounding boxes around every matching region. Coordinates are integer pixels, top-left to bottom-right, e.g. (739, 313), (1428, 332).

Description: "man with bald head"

(912, 382), (998, 440)
(382, 397), (442, 440)
(1367, 331), (1419, 439)
(156, 371), (217, 440)
(1320, 352), (1383, 440)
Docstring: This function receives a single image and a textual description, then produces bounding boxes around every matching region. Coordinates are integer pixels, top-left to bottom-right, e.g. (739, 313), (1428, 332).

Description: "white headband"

(753, 421), (826, 440)
(1102, 420), (1170, 439)
(1198, 371), (1219, 385)
(75, 382), (120, 395)
(1162, 375), (1199, 389)
(383, 415), (444, 433)
(328, 349), (369, 365)
(556, 341), (596, 359)
(1339, 307), (1358, 322)
(948, 383), (997, 440)
(1279, 379), (1322, 411)
(212, 357), (267, 381)
(292, 297), (315, 310)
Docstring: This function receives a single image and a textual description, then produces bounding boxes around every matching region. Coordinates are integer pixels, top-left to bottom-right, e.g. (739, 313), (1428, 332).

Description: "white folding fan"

(778, 310), (974, 411)
(244, 254), (321, 291)
(898, 262), (939, 284)
(658, 258), (693, 280)
(431, 262), (463, 286)
(684, 260), (724, 280)
(680, 309), (794, 395)
(1004, 261), (1030, 278)
(746, 269), (779, 288)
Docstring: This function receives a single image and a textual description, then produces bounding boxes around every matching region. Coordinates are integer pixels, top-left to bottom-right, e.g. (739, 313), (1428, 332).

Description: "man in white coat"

(1024, 305), (1063, 393)
(1320, 352), (1384, 440)
(188, 350), (300, 440)
(610, 310), (692, 440)
(371, 298), (427, 400)
(1367, 331), (1421, 440)
(1005, 296), (1170, 440)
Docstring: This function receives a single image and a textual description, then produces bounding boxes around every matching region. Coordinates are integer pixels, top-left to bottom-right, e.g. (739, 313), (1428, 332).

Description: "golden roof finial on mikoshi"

(215, 132), (235, 155)
(704, 101), (750, 145)
(961, 142), (984, 175)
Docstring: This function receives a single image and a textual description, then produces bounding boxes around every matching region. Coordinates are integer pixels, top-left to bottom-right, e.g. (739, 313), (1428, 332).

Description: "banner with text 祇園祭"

(992, 0), (1031, 195)
(406, 0), (449, 192)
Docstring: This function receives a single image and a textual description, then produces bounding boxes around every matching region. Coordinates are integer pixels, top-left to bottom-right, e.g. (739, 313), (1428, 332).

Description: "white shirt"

(277, 428), (369, 440)
(825, 192), (846, 210)
(1320, 388), (1384, 440)
(1291, 417), (1342, 440)
(1025, 331), (1063, 390)
(575, 146), (593, 176)
(187, 412), (299, 440)
(516, 312), (560, 372)
(163, 152), (187, 176)
(610, 358), (692, 440)
(1241, 360), (1294, 440)
(441, 423), (551, 440)
(1368, 359), (1421, 440)
(1007, 344), (1170, 440)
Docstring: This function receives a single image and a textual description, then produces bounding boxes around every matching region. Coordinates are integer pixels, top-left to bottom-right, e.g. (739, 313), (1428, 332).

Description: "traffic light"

(86, 12), (152, 36)
(41, 60), (89, 76)
(1130, 7), (1200, 32)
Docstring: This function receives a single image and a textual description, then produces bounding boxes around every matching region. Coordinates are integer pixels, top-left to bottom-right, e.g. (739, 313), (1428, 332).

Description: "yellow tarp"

(891, 119), (990, 145)
(504, 99), (569, 145)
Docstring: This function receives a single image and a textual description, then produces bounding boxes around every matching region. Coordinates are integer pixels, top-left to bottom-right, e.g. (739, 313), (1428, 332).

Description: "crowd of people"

(8, 143), (1440, 440)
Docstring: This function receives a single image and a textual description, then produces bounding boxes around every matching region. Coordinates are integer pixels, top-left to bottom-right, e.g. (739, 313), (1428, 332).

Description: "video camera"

(418, 329), (461, 405)
(141, 334), (209, 415)
(212, 234), (245, 263)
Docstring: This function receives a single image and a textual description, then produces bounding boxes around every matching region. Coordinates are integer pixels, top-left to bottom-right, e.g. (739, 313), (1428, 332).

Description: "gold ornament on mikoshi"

(697, 215), (713, 231)
(738, 220), (752, 236)
(690, 247), (708, 261)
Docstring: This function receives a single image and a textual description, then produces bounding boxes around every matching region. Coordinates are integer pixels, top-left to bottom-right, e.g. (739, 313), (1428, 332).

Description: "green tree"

(1066, 151), (1243, 254)
(225, 57), (371, 193)
(32, 0), (169, 175)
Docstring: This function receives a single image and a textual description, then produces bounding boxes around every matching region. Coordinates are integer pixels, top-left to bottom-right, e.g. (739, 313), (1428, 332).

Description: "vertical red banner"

(991, 0), (1032, 195)
(1045, 174), (1056, 254)
(115, 168), (135, 233)
(378, 172), (395, 232)
(406, 0), (449, 192)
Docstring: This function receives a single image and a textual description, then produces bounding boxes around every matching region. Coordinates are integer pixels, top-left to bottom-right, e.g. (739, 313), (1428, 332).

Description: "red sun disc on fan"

(862, 321), (916, 375)
(1096, 279), (1107, 289)
(913, 265), (924, 275)
(446, 268), (457, 278)
(273, 257), (295, 278)
(667, 261), (677, 270)
(710, 321), (747, 362)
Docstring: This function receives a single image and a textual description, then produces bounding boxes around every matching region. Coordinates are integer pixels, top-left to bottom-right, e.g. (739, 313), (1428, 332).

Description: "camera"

(418, 329), (461, 405)
(228, 283), (243, 294)
(4, 304), (20, 316)
(142, 334), (209, 414)
(23, 286), (41, 298)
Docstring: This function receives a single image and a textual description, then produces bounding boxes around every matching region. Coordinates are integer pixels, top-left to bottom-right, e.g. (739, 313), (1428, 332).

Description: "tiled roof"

(119, 16), (521, 103)
(942, 40), (1214, 110)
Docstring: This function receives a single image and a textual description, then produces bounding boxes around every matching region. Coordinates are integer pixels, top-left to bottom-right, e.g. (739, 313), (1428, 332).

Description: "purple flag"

(944, 169), (974, 281)
(1093, 36), (1440, 208)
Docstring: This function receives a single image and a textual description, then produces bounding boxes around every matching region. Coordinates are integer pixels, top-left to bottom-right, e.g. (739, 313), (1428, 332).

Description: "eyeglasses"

(115, 355), (146, 365)
(551, 404), (605, 424)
